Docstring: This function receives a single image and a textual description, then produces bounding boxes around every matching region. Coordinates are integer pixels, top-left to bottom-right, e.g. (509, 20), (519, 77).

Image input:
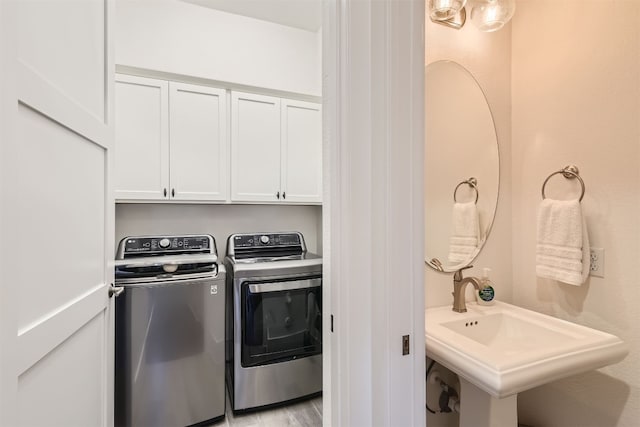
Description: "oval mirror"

(425, 60), (499, 273)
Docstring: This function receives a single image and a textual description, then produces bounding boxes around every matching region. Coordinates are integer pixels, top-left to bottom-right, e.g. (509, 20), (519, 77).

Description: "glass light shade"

(469, 0), (516, 32)
(429, 0), (467, 21)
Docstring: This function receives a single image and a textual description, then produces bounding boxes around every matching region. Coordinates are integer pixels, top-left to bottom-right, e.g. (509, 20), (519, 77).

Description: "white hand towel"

(448, 202), (480, 263)
(536, 199), (590, 286)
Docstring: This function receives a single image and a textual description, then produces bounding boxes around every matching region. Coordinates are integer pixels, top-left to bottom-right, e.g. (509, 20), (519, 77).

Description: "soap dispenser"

(476, 267), (496, 306)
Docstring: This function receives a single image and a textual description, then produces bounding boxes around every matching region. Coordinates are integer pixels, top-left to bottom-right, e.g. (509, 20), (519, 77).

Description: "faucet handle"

(453, 265), (474, 281)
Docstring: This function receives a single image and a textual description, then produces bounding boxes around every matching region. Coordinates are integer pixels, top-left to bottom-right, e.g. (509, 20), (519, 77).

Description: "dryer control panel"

(227, 232), (306, 258)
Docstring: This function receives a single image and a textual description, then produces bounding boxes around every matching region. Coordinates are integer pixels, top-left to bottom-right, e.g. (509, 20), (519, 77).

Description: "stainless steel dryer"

(225, 232), (322, 412)
(114, 234), (226, 427)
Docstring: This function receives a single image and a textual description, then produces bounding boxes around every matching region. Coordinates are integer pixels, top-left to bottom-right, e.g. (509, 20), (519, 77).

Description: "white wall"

(115, 0), (321, 96)
(511, 1), (640, 425)
(424, 16), (513, 308)
(115, 204), (323, 258)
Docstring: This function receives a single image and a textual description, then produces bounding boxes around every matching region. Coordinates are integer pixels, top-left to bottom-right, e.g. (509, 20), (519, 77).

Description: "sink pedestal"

(459, 378), (517, 427)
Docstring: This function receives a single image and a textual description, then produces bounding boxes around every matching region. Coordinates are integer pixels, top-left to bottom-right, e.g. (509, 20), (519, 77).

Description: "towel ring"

(453, 177), (479, 204)
(541, 165), (586, 202)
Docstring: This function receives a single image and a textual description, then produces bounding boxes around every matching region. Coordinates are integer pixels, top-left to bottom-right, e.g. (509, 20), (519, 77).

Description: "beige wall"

(425, 15), (513, 308)
(424, 11), (513, 427)
(512, 0), (640, 425)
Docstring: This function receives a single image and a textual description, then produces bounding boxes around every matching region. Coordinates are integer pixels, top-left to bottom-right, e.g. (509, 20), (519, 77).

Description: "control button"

(260, 235), (270, 245)
(159, 238), (171, 248)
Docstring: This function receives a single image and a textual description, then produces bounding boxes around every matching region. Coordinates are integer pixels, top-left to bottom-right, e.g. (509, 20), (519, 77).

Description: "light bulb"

(429, 0), (467, 21)
(469, 0), (516, 32)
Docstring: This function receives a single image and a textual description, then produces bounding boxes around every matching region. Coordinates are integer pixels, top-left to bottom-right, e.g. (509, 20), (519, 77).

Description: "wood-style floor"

(217, 392), (322, 427)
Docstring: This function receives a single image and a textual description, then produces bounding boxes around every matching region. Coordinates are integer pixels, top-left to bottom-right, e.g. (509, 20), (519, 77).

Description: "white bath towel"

(536, 198), (590, 286)
(448, 202), (480, 263)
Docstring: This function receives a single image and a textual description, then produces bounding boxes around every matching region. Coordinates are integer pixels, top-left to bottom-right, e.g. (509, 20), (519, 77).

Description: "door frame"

(322, 0), (425, 425)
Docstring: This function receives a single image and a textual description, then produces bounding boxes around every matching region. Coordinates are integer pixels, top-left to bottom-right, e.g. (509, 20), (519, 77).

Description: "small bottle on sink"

(476, 267), (496, 306)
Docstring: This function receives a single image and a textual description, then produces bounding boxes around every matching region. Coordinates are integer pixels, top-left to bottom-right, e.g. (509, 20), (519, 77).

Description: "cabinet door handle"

(171, 188), (175, 198)
(276, 191), (280, 199)
(283, 192), (286, 199)
(163, 188), (167, 197)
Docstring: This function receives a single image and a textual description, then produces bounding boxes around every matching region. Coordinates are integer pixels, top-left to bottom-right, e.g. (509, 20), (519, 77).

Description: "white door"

(115, 74), (169, 200)
(230, 91), (282, 202)
(169, 82), (228, 201)
(0, 0), (115, 426)
(281, 99), (322, 203)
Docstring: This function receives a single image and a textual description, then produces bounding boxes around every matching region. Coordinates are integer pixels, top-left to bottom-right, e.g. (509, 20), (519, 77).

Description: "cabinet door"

(231, 92), (281, 202)
(115, 74), (169, 200)
(281, 100), (322, 203)
(169, 82), (228, 201)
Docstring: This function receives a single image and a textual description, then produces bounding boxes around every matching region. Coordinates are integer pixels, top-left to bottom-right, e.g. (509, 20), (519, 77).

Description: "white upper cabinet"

(115, 77), (321, 204)
(115, 74), (169, 200)
(231, 92), (322, 203)
(169, 82), (227, 201)
(281, 100), (322, 203)
(231, 92), (282, 202)
(115, 75), (228, 201)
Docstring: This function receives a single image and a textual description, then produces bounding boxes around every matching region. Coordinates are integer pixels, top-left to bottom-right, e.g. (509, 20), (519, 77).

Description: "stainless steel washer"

(114, 235), (226, 427)
(225, 232), (322, 412)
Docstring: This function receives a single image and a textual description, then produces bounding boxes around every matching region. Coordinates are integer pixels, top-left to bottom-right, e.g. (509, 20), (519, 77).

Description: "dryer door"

(241, 276), (322, 367)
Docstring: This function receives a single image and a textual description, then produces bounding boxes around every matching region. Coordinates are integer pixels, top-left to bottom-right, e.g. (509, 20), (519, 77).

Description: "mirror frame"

(424, 60), (501, 273)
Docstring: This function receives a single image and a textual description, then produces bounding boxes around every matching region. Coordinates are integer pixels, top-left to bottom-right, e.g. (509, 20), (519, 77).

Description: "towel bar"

(541, 165), (585, 201)
(453, 177), (479, 204)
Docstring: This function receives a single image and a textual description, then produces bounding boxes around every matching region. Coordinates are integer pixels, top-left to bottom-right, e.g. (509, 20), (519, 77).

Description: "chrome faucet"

(452, 265), (482, 313)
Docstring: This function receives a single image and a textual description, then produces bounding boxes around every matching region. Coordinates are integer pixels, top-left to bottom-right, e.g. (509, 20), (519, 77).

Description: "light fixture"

(428, 0), (467, 29)
(429, 0), (467, 21)
(428, 0), (515, 32)
(469, 0), (516, 32)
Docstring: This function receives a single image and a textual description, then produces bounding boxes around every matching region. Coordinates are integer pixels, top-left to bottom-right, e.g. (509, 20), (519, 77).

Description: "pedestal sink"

(425, 301), (628, 427)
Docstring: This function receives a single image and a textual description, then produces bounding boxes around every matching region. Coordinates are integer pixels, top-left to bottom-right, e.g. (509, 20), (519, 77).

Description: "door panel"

(169, 82), (228, 201)
(0, 0), (115, 426)
(281, 100), (322, 203)
(18, 314), (105, 427)
(231, 91), (281, 202)
(17, 0), (106, 120)
(16, 105), (105, 329)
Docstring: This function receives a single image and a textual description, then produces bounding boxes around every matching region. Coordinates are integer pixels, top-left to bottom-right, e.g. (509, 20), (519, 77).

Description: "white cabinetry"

(281, 99), (322, 203)
(115, 74), (169, 200)
(231, 92), (322, 203)
(115, 74), (228, 201)
(231, 92), (281, 202)
(169, 82), (227, 201)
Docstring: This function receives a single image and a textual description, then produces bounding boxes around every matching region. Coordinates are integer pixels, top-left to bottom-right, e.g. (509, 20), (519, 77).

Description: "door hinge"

(331, 314), (334, 332)
(402, 335), (410, 355)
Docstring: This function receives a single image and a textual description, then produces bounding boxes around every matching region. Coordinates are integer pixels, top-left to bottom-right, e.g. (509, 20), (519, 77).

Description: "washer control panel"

(119, 235), (213, 257)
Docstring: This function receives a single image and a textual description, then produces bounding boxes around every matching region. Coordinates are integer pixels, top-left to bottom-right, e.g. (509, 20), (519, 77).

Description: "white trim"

(115, 65), (322, 104)
(0, 0), (19, 425)
(324, 0), (425, 425)
(321, 0), (338, 424)
(103, 1), (116, 425)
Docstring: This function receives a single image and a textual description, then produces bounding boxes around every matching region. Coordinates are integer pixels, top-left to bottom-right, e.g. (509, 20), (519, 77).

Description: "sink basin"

(425, 301), (628, 399)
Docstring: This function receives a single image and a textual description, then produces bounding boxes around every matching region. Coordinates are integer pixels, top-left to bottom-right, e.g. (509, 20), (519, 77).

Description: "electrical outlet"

(589, 247), (605, 278)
